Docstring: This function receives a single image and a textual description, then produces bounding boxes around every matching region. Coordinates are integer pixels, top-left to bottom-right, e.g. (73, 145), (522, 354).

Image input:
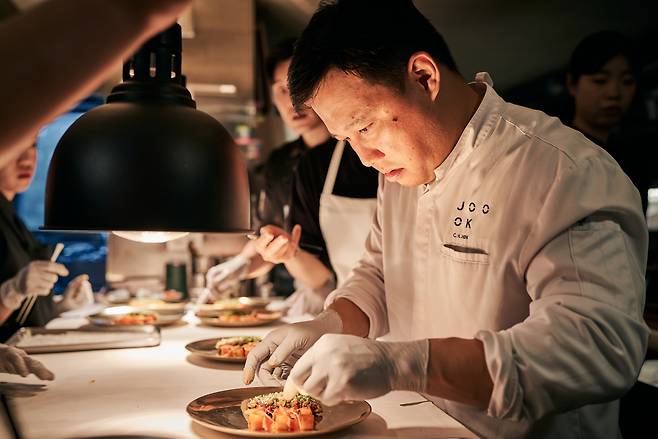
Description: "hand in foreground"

(58, 274), (94, 312)
(0, 344), (54, 380)
(253, 225), (302, 264)
(243, 310), (343, 386)
(0, 261), (69, 310)
(283, 334), (428, 406)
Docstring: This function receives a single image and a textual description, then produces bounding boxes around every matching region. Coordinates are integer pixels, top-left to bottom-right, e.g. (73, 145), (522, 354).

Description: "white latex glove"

(284, 334), (429, 406)
(243, 309), (343, 386)
(205, 255), (249, 300)
(0, 344), (54, 380)
(57, 274), (94, 312)
(0, 261), (69, 310)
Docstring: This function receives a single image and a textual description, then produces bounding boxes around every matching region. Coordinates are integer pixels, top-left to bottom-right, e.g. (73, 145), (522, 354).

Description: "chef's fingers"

(25, 356), (55, 380)
(244, 339), (276, 384)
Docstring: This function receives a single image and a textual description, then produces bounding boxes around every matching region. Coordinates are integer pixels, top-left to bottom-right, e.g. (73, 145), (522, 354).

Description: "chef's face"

(569, 54), (636, 129)
(309, 65), (442, 186)
(271, 58), (325, 136)
(0, 142), (36, 194)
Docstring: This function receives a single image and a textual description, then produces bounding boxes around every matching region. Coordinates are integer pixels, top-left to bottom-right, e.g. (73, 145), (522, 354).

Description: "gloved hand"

(253, 225), (302, 264)
(0, 344), (54, 380)
(0, 261), (69, 310)
(205, 255), (250, 300)
(243, 309), (343, 386)
(283, 334), (429, 406)
(56, 274), (94, 313)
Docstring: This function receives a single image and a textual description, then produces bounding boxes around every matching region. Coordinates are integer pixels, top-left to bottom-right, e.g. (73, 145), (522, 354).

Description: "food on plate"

(111, 311), (158, 325)
(218, 310), (259, 323)
(214, 310), (280, 323)
(241, 392), (322, 432)
(215, 336), (261, 358)
(162, 289), (184, 302)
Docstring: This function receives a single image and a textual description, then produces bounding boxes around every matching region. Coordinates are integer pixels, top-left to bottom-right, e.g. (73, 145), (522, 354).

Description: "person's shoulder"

(296, 138), (335, 170)
(266, 138), (304, 163)
(499, 102), (617, 175)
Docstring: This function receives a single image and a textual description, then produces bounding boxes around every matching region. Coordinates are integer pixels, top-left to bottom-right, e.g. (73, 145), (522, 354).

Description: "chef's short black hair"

(568, 31), (639, 82)
(288, 0), (458, 110)
(266, 38), (297, 83)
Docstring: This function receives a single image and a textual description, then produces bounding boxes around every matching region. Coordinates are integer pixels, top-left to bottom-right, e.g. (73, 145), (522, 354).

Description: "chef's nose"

(352, 142), (384, 167)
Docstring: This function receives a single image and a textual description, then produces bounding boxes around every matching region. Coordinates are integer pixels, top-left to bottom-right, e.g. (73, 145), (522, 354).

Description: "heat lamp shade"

(43, 100), (251, 233)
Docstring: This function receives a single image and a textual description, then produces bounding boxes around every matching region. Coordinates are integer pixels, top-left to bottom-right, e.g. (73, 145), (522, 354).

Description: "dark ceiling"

(3, 0), (657, 94)
(256, 0), (658, 91)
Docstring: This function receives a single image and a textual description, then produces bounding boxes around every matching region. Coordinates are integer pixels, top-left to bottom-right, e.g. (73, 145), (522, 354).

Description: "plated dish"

(196, 310), (282, 327)
(186, 386), (371, 437)
(196, 297), (270, 315)
(241, 392), (322, 433)
(89, 306), (185, 327)
(185, 336), (261, 363)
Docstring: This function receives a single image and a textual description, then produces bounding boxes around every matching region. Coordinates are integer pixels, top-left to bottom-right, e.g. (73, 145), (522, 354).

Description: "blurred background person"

(567, 30), (654, 213)
(0, 140), (93, 342)
(206, 38), (379, 314)
(205, 38), (334, 304)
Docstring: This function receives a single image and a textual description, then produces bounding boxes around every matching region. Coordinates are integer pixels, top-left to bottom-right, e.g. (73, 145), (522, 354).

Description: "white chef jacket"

(326, 74), (649, 439)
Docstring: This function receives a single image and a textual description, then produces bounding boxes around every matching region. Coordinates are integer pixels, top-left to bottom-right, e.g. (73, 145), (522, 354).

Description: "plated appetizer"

(215, 336), (261, 358)
(241, 392), (322, 433)
(111, 311), (157, 325)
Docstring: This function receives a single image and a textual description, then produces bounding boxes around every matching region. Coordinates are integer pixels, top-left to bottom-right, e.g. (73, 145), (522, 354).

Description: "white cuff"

(474, 329), (523, 420)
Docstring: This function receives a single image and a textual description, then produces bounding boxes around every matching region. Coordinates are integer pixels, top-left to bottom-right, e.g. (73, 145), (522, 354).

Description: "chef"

(244, 1), (648, 438)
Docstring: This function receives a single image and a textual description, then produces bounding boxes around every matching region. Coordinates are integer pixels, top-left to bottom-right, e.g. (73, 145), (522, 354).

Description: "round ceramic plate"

(197, 312), (282, 327)
(89, 306), (185, 327)
(128, 300), (187, 313)
(187, 386), (371, 437)
(185, 337), (260, 363)
(203, 297), (270, 311)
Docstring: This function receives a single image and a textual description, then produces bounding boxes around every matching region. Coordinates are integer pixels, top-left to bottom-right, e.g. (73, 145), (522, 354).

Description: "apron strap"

(322, 140), (345, 195)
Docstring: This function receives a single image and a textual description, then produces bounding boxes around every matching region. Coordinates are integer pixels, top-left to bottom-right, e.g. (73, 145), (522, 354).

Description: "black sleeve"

(258, 158), (287, 229)
(290, 158), (332, 270)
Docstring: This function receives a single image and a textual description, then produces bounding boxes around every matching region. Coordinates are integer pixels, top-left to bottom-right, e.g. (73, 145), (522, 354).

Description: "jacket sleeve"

(475, 154), (649, 421)
(325, 174), (389, 338)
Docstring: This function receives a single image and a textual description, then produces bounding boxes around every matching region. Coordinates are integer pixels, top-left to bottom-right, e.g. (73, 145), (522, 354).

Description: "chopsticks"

(246, 232), (324, 254)
(16, 243), (64, 325)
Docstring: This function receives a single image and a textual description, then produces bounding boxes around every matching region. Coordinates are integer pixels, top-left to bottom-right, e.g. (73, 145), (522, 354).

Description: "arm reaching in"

(0, 0), (192, 166)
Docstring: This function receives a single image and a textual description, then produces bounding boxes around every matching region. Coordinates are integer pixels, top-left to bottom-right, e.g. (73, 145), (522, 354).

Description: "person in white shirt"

(243, 1), (648, 438)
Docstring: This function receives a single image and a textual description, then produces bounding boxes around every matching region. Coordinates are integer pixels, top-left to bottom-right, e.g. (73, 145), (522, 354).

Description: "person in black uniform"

(567, 30), (653, 213)
(288, 141), (379, 274)
(207, 39), (379, 314)
(206, 39), (338, 297)
(0, 141), (93, 342)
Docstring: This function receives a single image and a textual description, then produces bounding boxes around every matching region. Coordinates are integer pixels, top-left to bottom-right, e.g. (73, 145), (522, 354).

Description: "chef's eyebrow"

(329, 112), (369, 140)
(345, 114), (366, 131)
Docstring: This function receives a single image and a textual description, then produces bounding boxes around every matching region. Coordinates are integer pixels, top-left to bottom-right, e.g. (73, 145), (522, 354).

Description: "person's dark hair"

(266, 37), (297, 83)
(288, 0), (458, 110)
(568, 30), (639, 82)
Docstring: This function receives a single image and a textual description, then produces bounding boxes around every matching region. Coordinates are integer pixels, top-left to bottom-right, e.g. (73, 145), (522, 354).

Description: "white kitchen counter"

(2, 312), (477, 439)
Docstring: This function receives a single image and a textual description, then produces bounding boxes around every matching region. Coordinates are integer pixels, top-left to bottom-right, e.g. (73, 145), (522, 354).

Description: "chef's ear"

(407, 52), (441, 101)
